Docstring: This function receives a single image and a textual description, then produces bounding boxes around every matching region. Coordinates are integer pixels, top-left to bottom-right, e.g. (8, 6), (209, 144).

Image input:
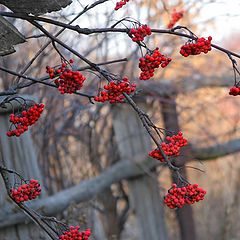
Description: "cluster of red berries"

(164, 183), (206, 209)
(59, 226), (91, 240)
(46, 60), (86, 94)
(149, 132), (187, 162)
(229, 86), (240, 96)
(167, 9), (184, 29)
(114, 0), (129, 10)
(180, 36), (212, 57)
(94, 77), (136, 103)
(139, 48), (172, 80)
(6, 103), (44, 137)
(10, 179), (41, 203)
(129, 25), (152, 42)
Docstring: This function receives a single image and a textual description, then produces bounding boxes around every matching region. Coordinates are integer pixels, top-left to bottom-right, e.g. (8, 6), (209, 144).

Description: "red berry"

(6, 103), (44, 137)
(10, 179), (41, 203)
(94, 77), (136, 104)
(59, 226), (91, 240)
(149, 132), (188, 162)
(114, 0), (130, 10)
(164, 183), (206, 209)
(129, 25), (152, 43)
(229, 86), (240, 96)
(139, 48), (171, 80)
(167, 9), (184, 29)
(180, 37), (212, 57)
(46, 60), (86, 94)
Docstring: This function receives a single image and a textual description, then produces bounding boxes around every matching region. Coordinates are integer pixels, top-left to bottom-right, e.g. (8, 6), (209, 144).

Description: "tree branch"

(0, 58), (127, 99)
(191, 138), (240, 161)
(1, 12), (240, 59)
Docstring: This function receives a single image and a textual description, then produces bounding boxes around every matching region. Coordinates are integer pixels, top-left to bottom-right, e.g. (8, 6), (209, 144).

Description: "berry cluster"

(114, 0), (129, 10)
(167, 10), (184, 29)
(59, 226), (91, 240)
(10, 179), (41, 203)
(139, 48), (172, 80)
(129, 25), (152, 42)
(6, 103), (44, 137)
(46, 60), (86, 94)
(180, 36), (212, 57)
(149, 132), (187, 162)
(94, 77), (136, 103)
(164, 183), (206, 209)
(229, 86), (240, 96)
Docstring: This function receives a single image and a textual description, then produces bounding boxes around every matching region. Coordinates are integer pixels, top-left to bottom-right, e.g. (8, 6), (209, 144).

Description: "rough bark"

(0, 0), (72, 15)
(221, 167), (240, 240)
(98, 188), (120, 239)
(113, 104), (168, 240)
(0, 16), (25, 56)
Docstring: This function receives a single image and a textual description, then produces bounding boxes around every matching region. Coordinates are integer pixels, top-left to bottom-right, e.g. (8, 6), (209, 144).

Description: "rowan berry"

(180, 36), (212, 57)
(229, 86), (240, 96)
(167, 9), (184, 29)
(114, 0), (129, 10)
(6, 103), (44, 137)
(164, 183), (206, 209)
(10, 179), (41, 203)
(94, 77), (136, 103)
(139, 48), (171, 80)
(46, 60), (86, 94)
(129, 25), (152, 42)
(59, 226), (91, 240)
(149, 132), (187, 162)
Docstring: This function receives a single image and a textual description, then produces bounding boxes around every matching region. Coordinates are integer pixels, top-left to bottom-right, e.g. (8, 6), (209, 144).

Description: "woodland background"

(0, 0), (240, 240)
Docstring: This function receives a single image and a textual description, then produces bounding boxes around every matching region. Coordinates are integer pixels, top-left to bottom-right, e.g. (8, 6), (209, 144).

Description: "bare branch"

(1, 12), (240, 59)
(191, 138), (240, 161)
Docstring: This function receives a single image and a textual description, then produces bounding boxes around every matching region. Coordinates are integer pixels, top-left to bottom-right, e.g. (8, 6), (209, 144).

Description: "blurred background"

(0, 0), (240, 239)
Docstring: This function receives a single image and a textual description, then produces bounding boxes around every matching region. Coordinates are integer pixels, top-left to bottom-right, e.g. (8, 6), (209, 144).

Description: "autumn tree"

(0, 1), (240, 240)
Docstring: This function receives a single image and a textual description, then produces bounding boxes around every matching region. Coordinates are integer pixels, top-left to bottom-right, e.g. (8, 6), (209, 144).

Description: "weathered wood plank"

(0, 99), (48, 239)
(0, 16), (25, 56)
(0, 0), (72, 15)
(113, 104), (168, 240)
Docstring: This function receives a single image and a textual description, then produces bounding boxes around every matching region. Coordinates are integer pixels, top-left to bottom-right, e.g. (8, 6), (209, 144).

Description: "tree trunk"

(0, 102), (48, 239)
(160, 97), (196, 240)
(99, 188), (120, 239)
(113, 104), (168, 240)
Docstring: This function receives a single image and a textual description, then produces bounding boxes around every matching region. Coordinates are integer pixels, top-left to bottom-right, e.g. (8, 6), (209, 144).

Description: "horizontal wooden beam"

(0, 16), (25, 56)
(0, 0), (72, 15)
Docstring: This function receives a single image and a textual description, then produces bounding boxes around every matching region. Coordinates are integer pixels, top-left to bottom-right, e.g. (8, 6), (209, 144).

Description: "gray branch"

(191, 138), (240, 161)
(140, 75), (233, 98)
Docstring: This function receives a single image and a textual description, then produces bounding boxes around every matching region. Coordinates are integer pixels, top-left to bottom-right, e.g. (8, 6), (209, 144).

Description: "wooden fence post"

(113, 104), (168, 240)
(0, 98), (48, 239)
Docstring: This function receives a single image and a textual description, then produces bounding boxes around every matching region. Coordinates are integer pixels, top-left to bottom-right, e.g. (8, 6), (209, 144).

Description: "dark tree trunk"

(99, 188), (120, 240)
(160, 97), (196, 240)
